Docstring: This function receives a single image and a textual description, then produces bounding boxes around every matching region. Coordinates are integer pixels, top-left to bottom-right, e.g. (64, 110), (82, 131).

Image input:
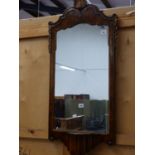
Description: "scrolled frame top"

(49, 4), (117, 30)
(48, 4), (118, 53)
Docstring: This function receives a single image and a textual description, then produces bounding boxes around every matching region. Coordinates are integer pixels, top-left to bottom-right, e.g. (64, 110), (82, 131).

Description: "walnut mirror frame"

(48, 0), (118, 155)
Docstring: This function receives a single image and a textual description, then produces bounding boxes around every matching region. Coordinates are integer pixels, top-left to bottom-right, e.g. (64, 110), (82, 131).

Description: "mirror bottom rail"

(49, 129), (114, 155)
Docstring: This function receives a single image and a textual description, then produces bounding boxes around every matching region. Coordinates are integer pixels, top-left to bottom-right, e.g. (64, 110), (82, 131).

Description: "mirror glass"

(54, 24), (109, 134)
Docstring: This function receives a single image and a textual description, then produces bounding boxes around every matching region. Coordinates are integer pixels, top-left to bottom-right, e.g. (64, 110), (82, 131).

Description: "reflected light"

(59, 65), (76, 72)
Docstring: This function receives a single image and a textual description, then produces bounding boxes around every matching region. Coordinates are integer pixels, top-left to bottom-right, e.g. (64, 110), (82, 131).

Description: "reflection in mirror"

(54, 24), (109, 134)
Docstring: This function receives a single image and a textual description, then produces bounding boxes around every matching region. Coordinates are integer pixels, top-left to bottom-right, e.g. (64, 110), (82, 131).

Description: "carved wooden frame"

(48, 2), (118, 155)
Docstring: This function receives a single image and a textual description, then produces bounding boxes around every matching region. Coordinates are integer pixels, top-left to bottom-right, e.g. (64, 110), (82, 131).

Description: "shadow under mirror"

(54, 24), (109, 135)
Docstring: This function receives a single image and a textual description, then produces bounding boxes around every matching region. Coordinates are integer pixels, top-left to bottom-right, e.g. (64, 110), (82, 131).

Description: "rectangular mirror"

(54, 24), (110, 134)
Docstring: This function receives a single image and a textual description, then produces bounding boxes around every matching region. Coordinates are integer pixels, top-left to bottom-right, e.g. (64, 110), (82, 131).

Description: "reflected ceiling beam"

(100, 0), (112, 8)
(51, 0), (68, 9)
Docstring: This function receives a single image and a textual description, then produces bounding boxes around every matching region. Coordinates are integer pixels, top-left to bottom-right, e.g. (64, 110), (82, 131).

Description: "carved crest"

(49, 4), (117, 53)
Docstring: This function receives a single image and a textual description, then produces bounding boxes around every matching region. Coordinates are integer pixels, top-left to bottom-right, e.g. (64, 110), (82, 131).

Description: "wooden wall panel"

(20, 139), (63, 155)
(19, 37), (50, 139)
(88, 144), (134, 155)
(19, 139), (134, 155)
(20, 6), (134, 39)
(61, 142), (134, 155)
(116, 28), (135, 134)
(19, 134), (134, 155)
(19, 6), (135, 155)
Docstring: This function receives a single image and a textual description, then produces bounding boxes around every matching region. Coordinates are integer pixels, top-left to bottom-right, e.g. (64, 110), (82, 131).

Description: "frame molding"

(48, 3), (118, 155)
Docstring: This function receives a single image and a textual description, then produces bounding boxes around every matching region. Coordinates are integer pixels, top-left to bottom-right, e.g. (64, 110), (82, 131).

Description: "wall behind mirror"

(54, 24), (110, 134)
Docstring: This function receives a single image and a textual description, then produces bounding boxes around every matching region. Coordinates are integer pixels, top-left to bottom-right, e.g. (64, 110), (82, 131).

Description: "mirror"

(48, 2), (118, 154)
(54, 24), (109, 134)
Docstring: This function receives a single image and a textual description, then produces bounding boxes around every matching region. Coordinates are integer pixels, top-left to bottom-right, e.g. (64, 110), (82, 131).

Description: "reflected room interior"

(54, 24), (109, 134)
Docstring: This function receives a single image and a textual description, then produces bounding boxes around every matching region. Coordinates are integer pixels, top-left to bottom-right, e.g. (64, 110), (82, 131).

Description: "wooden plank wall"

(19, 6), (135, 155)
(20, 37), (50, 139)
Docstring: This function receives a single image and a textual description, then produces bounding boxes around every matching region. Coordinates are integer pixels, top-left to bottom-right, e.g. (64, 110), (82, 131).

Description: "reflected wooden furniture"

(55, 115), (84, 130)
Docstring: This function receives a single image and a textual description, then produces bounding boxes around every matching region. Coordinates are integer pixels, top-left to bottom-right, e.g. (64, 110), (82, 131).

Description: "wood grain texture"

(19, 138), (134, 155)
(19, 6), (134, 39)
(20, 139), (63, 155)
(63, 142), (134, 155)
(20, 138), (134, 155)
(116, 134), (135, 146)
(19, 7), (135, 155)
(115, 28), (135, 134)
(19, 37), (50, 139)
(19, 26), (135, 141)
(88, 143), (134, 155)
(103, 6), (134, 17)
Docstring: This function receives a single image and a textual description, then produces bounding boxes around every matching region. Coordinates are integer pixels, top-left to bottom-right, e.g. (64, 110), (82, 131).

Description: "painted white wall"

(55, 24), (109, 100)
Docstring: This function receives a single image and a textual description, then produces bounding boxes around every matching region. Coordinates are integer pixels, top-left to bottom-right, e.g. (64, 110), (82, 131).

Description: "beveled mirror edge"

(48, 3), (118, 155)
